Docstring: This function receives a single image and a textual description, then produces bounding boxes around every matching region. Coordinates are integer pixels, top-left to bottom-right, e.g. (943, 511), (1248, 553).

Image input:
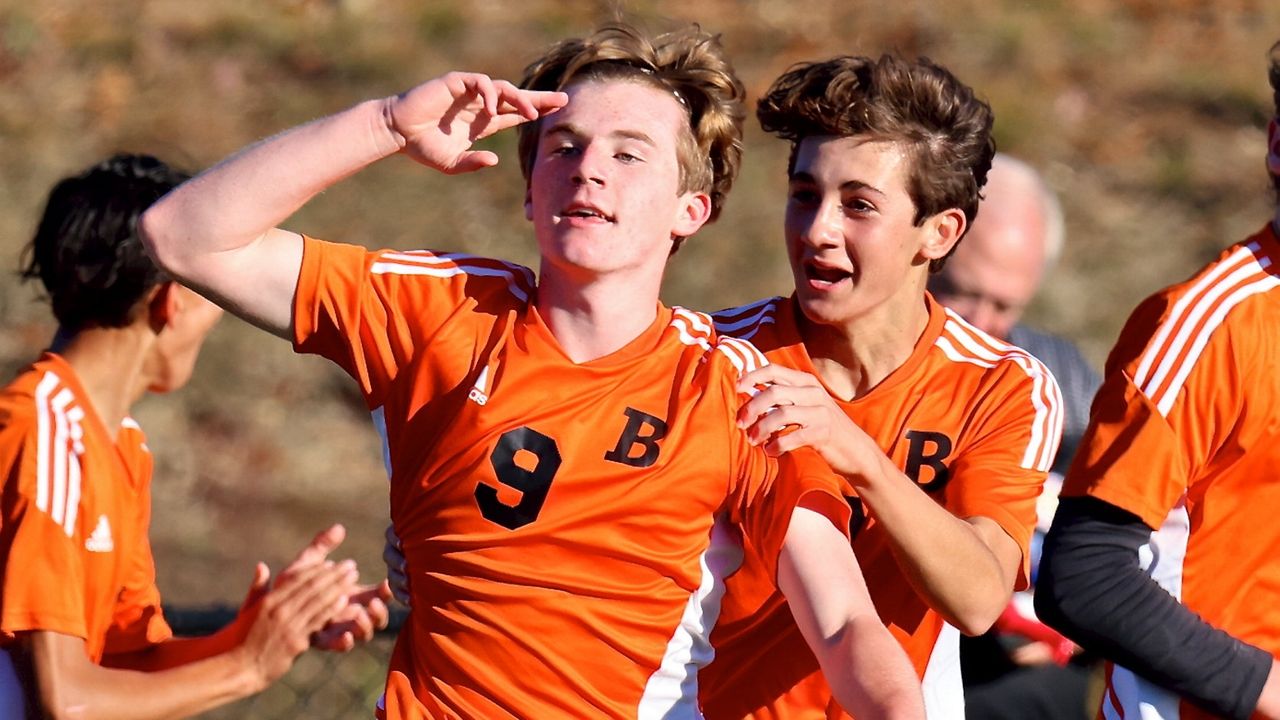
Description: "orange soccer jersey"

(701, 294), (1061, 720)
(0, 354), (171, 669)
(291, 237), (850, 719)
(1062, 223), (1280, 720)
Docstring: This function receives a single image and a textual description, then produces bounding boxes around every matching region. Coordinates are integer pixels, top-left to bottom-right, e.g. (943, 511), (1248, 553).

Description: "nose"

(798, 200), (842, 249)
(571, 144), (607, 187)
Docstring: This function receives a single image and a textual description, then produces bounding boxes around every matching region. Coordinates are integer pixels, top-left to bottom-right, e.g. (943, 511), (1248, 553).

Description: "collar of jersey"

(516, 302), (675, 369)
(776, 293), (946, 408)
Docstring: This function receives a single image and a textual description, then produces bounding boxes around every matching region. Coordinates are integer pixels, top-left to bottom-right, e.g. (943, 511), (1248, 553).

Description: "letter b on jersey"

(604, 408), (668, 468)
(477, 427), (562, 530)
(905, 430), (952, 493)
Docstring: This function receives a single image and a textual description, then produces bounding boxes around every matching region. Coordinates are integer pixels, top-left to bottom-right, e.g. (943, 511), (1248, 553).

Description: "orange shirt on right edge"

(701, 293), (1062, 719)
(1060, 223), (1280, 720)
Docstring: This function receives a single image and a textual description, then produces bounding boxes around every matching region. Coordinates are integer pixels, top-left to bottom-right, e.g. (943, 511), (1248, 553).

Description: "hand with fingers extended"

(233, 556), (359, 691)
(385, 72), (568, 175)
(384, 523), (412, 607)
(251, 524), (393, 652)
(735, 364), (879, 480)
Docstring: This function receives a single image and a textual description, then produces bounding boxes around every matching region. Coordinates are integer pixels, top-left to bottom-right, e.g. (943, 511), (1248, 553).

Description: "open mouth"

(803, 259), (854, 287)
(562, 204), (615, 223)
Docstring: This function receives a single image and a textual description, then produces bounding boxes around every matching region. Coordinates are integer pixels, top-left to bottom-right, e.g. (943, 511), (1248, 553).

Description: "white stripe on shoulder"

(1153, 272), (1280, 416)
(33, 372), (85, 536)
(1127, 245), (1278, 416)
(720, 337), (768, 374)
(671, 307), (714, 351)
(370, 251), (536, 302)
(1133, 243), (1258, 390)
(34, 372), (59, 516)
(939, 311), (1064, 472)
(712, 297), (783, 340)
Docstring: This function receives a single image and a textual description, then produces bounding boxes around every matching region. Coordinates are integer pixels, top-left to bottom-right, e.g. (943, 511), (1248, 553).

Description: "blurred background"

(1, 0), (1277, 716)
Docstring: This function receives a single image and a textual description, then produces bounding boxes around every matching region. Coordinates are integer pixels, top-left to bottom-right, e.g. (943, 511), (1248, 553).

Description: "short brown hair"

(517, 23), (746, 235)
(758, 55), (995, 271)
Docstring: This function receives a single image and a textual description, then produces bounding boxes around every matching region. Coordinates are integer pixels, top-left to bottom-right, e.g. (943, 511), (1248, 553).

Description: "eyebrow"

(789, 172), (887, 197)
(543, 122), (658, 148)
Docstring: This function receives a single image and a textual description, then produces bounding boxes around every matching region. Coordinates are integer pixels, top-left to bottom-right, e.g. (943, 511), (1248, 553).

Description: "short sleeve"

(947, 362), (1061, 590)
(291, 236), (536, 409)
(1060, 288), (1246, 529)
(734, 447), (853, 584)
(0, 421), (90, 643)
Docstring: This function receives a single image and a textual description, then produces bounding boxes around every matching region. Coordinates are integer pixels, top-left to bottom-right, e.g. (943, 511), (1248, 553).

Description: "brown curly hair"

(517, 23), (745, 240)
(757, 54), (996, 271)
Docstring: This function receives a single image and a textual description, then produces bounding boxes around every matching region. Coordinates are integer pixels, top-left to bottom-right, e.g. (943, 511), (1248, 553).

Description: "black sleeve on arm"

(1035, 496), (1272, 720)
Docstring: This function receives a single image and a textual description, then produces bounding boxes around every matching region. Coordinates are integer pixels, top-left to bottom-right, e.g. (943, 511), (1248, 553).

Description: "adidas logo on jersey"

(85, 515), (114, 553)
(468, 366), (491, 406)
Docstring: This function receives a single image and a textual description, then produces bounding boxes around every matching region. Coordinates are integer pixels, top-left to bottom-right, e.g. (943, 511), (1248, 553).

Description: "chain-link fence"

(170, 606), (406, 720)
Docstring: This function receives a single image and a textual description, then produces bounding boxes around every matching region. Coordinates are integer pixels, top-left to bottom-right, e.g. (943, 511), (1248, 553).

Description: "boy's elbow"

(137, 205), (184, 277)
(954, 604), (1002, 638)
(950, 582), (1012, 637)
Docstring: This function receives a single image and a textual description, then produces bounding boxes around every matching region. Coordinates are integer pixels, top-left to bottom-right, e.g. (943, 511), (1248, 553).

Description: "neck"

(534, 263), (664, 364)
(796, 291), (931, 402)
(54, 325), (154, 439)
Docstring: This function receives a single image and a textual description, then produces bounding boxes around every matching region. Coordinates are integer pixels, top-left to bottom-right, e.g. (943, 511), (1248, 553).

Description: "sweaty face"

(784, 136), (939, 332)
(525, 79), (710, 284)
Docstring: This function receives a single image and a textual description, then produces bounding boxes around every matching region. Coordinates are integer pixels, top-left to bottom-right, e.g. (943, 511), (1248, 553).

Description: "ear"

(524, 185), (534, 222)
(146, 282), (181, 333)
(1267, 118), (1280, 178)
(919, 207), (968, 262)
(672, 190), (713, 240)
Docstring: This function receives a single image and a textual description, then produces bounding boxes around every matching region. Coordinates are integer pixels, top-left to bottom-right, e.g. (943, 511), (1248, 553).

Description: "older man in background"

(930, 154), (1098, 474)
(930, 153), (1101, 720)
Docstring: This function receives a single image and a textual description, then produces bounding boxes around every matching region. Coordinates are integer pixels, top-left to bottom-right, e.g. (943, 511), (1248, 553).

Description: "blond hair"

(517, 23), (745, 237)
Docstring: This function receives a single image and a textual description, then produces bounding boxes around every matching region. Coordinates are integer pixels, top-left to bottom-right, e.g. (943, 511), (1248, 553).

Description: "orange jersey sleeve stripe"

(371, 251), (537, 302)
(671, 307), (717, 350)
(937, 312), (1064, 472)
(1131, 242), (1279, 416)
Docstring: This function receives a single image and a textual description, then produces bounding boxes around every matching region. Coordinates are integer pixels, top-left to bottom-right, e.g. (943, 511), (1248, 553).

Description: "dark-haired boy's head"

(24, 154), (190, 332)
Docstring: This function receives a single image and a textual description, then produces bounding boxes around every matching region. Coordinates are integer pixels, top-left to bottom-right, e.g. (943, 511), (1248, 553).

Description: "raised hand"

(386, 72), (568, 174)
(244, 524), (391, 653)
(735, 364), (878, 479)
(235, 558), (358, 690)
